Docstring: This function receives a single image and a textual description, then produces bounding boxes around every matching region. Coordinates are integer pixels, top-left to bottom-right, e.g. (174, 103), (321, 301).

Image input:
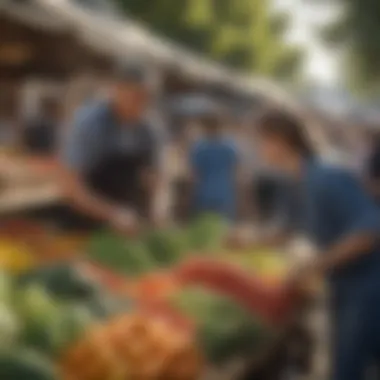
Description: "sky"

(274, 0), (342, 86)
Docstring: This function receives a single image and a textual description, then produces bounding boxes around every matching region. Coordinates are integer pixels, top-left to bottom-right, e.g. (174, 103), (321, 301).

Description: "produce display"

(0, 215), (298, 380)
(0, 265), (201, 380)
(86, 214), (228, 276)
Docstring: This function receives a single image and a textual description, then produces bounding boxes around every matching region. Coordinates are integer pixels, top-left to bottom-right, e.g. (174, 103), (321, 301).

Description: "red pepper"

(138, 298), (195, 334)
(175, 258), (298, 325)
(135, 272), (178, 301)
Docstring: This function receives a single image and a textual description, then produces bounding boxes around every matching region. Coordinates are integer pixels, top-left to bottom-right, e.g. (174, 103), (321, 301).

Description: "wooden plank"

(0, 184), (62, 214)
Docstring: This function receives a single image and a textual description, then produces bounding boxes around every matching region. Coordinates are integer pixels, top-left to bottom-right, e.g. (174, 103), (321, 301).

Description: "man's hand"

(286, 260), (322, 296)
(110, 209), (140, 237)
(225, 228), (252, 250)
(225, 227), (290, 251)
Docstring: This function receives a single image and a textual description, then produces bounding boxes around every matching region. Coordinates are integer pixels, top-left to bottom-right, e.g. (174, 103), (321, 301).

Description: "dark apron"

(59, 148), (150, 232)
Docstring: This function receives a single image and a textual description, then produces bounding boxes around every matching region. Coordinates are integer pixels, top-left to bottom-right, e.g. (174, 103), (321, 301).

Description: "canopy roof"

(0, 0), (293, 105)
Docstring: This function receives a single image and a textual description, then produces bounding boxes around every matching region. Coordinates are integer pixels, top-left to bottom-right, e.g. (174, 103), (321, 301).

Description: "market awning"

(0, 0), (294, 106)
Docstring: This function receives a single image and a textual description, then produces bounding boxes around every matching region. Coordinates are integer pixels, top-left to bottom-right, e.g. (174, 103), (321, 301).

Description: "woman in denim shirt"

(233, 109), (380, 380)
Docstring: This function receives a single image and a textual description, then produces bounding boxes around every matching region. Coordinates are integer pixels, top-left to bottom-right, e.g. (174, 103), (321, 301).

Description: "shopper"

(365, 128), (380, 204)
(22, 97), (61, 156)
(188, 110), (241, 220)
(230, 109), (380, 380)
(58, 61), (168, 234)
(0, 96), (18, 148)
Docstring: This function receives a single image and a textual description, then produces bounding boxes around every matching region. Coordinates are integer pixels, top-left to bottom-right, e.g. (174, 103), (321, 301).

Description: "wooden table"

(0, 183), (62, 215)
(0, 155), (63, 215)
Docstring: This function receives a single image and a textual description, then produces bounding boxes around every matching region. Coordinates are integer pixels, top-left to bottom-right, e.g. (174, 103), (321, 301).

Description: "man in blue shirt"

(189, 111), (241, 220)
(231, 110), (380, 380)
(58, 61), (167, 234)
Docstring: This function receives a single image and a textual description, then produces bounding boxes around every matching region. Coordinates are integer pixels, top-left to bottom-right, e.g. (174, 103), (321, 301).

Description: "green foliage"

(115, 0), (303, 79)
(321, 0), (380, 92)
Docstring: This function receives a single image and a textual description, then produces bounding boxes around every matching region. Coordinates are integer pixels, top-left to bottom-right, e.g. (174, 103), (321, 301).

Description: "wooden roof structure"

(0, 0), (293, 105)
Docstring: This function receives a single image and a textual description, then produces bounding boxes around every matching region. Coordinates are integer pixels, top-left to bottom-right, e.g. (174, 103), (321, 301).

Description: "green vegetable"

(0, 304), (19, 349)
(0, 272), (13, 305)
(143, 228), (188, 267)
(16, 263), (100, 301)
(53, 303), (95, 354)
(186, 213), (228, 251)
(0, 347), (57, 380)
(14, 284), (97, 356)
(87, 230), (155, 276)
(172, 286), (271, 363)
(15, 285), (63, 355)
(85, 292), (134, 320)
(0, 272), (18, 348)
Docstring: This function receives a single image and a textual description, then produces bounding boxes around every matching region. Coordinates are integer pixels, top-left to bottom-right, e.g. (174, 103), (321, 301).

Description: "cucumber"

(0, 347), (57, 380)
(16, 263), (100, 301)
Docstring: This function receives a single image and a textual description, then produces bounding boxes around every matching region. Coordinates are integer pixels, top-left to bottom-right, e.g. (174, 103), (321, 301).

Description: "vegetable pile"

(0, 214), (298, 379)
(170, 286), (273, 364)
(0, 264), (202, 380)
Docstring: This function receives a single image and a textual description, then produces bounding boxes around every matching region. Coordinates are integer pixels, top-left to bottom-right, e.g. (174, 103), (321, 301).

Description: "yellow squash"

(0, 240), (36, 274)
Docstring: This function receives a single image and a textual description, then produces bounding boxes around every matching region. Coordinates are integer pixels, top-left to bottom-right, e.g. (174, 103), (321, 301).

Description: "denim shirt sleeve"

(228, 141), (240, 166)
(60, 108), (102, 174)
(320, 169), (380, 235)
(189, 142), (201, 173)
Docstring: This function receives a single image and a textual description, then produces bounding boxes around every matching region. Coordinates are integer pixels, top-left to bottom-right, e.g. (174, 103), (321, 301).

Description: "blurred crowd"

(1, 63), (380, 228)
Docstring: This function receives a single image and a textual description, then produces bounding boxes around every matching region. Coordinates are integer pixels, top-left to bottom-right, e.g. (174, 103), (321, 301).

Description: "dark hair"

(198, 111), (226, 137)
(112, 60), (148, 85)
(40, 97), (60, 116)
(200, 114), (221, 128)
(257, 109), (314, 158)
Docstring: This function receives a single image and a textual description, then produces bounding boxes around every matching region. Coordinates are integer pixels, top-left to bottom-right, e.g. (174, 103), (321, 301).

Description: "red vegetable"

(81, 261), (133, 295)
(138, 298), (195, 334)
(175, 258), (298, 325)
(135, 272), (178, 300)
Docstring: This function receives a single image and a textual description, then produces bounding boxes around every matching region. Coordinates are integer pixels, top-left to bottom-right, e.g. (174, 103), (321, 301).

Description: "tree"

(321, 0), (380, 93)
(115, 0), (304, 80)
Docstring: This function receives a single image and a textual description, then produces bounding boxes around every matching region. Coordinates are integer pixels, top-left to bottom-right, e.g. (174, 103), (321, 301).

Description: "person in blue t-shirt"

(188, 112), (241, 220)
(230, 109), (380, 380)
